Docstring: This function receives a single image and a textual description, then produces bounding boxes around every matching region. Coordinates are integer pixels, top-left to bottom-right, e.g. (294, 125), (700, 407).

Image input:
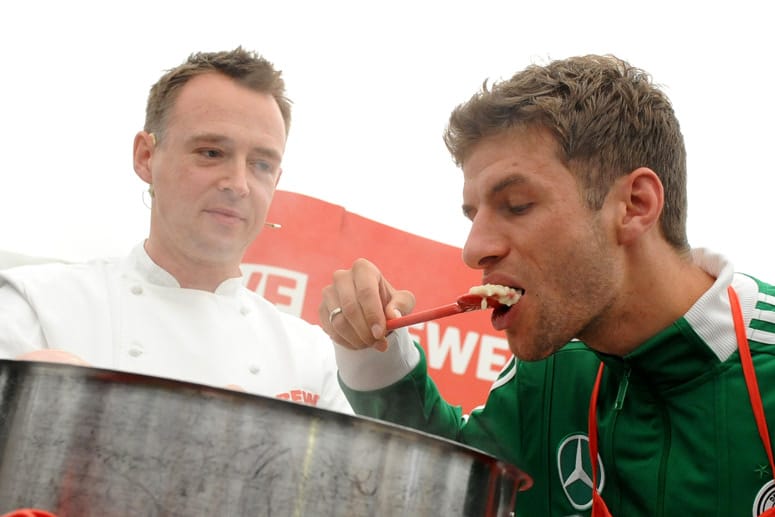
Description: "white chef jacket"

(0, 243), (352, 413)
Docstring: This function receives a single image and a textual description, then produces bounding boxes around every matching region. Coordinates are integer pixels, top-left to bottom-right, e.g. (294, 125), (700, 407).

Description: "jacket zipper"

(614, 367), (631, 410)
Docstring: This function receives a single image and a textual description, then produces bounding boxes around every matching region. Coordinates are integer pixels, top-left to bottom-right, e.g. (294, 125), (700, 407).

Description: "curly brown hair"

(444, 54), (688, 250)
(144, 46), (292, 141)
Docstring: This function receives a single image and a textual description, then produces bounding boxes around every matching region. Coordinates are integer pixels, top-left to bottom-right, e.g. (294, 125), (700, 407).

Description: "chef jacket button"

(128, 345), (143, 357)
(130, 285), (143, 295)
(249, 364), (260, 375)
(240, 305), (250, 316)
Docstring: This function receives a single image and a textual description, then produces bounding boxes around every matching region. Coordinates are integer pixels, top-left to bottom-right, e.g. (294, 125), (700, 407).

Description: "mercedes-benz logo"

(557, 433), (605, 511)
(754, 479), (775, 516)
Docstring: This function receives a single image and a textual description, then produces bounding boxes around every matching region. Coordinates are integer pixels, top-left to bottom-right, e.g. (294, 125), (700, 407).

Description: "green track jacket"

(342, 265), (775, 515)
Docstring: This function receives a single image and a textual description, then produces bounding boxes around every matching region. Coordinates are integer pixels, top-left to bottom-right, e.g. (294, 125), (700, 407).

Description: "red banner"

(243, 191), (512, 413)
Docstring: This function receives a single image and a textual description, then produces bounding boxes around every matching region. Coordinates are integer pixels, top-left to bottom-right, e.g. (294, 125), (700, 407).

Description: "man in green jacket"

(320, 54), (775, 516)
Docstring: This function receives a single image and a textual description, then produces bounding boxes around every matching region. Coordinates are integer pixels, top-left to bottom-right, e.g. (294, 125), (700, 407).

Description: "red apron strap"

(586, 286), (770, 516)
(588, 363), (612, 516)
(728, 286), (775, 475)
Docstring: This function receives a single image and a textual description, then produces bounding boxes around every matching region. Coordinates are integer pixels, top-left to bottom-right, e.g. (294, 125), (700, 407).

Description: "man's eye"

(251, 160), (275, 174)
(200, 149), (222, 158)
(508, 203), (533, 215)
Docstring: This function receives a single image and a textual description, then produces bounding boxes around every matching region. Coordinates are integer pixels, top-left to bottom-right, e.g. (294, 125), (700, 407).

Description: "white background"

(2, 0), (773, 279)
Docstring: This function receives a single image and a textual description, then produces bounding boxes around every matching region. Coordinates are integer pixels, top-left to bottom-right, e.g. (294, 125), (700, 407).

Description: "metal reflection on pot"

(0, 360), (531, 516)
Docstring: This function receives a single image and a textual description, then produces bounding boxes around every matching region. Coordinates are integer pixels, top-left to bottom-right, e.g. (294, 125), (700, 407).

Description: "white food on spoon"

(468, 284), (522, 309)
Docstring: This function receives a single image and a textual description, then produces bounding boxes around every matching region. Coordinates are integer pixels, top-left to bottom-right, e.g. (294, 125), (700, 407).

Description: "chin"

(507, 335), (554, 362)
(195, 241), (243, 264)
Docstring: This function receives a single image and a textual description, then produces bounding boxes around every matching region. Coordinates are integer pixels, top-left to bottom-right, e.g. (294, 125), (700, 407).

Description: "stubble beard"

(509, 222), (615, 361)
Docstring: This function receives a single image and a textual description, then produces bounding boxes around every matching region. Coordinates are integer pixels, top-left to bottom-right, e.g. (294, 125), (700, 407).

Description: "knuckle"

(355, 283), (378, 303)
(352, 257), (373, 270)
(339, 299), (359, 318)
(332, 268), (350, 281)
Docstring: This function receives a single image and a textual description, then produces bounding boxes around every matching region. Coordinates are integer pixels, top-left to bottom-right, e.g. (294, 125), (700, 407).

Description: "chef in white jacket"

(0, 47), (352, 414)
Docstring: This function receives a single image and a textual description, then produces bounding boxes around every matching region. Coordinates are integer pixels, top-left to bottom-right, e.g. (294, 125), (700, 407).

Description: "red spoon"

(385, 293), (505, 331)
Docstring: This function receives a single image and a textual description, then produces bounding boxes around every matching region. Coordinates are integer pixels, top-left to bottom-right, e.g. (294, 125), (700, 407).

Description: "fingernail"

(371, 324), (383, 339)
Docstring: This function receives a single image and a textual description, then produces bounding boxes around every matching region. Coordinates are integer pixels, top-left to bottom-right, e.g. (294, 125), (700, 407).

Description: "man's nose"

(462, 214), (508, 270)
(218, 161), (250, 197)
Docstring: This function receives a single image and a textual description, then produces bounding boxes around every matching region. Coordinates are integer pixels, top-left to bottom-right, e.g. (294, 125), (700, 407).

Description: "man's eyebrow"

(187, 133), (232, 146)
(250, 145), (283, 162)
(190, 133), (231, 142)
(490, 173), (528, 194)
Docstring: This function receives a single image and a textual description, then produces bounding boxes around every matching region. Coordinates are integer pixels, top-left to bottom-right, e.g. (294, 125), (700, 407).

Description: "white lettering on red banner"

(408, 322), (511, 382)
(241, 264), (308, 317)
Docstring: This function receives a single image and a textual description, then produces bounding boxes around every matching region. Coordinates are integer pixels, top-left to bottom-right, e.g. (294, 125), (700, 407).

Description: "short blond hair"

(444, 54), (688, 250)
(144, 47), (292, 140)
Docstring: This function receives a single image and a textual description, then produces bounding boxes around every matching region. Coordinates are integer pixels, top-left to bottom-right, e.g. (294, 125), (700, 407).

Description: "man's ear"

(133, 131), (156, 185)
(614, 167), (664, 245)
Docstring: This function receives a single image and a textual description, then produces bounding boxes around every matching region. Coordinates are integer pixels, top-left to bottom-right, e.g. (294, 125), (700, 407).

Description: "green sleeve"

(338, 342), (524, 465)
(339, 343), (465, 441)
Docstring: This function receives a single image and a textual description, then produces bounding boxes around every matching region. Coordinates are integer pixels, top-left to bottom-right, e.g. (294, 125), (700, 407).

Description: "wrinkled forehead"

(164, 74), (286, 151)
(462, 127), (561, 177)
(460, 127), (577, 207)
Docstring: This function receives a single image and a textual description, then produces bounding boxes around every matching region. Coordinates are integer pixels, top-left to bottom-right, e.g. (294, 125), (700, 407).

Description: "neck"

(143, 240), (242, 292)
(581, 244), (715, 356)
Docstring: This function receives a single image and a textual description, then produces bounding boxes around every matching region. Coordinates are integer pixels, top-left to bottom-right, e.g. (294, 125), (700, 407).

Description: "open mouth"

(493, 288), (523, 317)
(468, 284), (524, 313)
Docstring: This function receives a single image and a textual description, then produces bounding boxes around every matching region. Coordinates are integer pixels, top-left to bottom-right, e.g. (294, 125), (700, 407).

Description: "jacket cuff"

(333, 327), (420, 391)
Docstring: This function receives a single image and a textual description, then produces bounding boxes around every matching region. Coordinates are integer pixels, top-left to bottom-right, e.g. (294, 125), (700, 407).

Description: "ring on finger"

(328, 307), (343, 324)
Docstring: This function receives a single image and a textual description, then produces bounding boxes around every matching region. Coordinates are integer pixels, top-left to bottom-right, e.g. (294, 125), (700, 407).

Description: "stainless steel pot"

(0, 360), (531, 516)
